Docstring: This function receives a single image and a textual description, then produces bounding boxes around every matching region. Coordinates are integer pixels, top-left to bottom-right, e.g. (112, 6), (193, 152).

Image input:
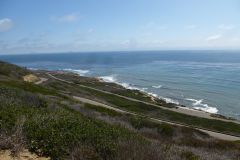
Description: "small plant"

(181, 151), (200, 160)
(157, 123), (174, 137)
(70, 145), (102, 160)
(84, 103), (122, 117)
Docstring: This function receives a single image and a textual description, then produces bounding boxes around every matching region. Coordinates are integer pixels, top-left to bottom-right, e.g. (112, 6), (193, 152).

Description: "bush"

(84, 103), (122, 117)
(0, 103), (140, 159)
(115, 139), (164, 160)
(0, 86), (47, 109)
(157, 123), (174, 137)
(129, 116), (174, 137)
(0, 116), (26, 157)
(70, 145), (102, 160)
(181, 151), (200, 160)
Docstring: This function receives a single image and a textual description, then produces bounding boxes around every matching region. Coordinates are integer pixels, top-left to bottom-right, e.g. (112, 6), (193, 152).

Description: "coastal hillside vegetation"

(0, 61), (240, 160)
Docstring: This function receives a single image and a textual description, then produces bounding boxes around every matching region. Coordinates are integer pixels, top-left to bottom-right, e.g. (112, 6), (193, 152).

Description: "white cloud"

(184, 25), (197, 30)
(218, 24), (235, 30)
(51, 13), (79, 22)
(0, 18), (14, 32)
(206, 34), (222, 41)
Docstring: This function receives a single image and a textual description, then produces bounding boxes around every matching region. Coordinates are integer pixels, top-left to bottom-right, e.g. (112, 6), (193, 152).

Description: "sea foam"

(63, 68), (89, 76)
(161, 97), (179, 105)
(99, 74), (179, 105)
(99, 75), (117, 83)
(186, 98), (218, 113)
(152, 85), (162, 89)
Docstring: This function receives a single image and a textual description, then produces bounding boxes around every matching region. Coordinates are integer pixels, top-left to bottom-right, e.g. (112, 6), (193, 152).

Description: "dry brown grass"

(0, 117), (26, 157)
(70, 145), (102, 160)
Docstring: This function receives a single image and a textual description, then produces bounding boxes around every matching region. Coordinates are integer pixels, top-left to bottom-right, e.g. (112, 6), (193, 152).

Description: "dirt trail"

(35, 77), (48, 85)
(47, 73), (240, 141)
(73, 96), (240, 141)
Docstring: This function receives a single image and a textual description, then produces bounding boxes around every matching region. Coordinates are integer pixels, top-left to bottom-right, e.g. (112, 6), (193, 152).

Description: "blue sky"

(0, 0), (240, 54)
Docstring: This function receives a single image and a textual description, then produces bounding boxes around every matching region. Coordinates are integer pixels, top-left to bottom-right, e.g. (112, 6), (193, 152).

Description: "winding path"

(46, 72), (240, 141)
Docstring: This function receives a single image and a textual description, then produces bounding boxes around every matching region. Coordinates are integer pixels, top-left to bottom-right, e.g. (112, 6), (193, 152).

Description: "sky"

(0, 0), (240, 54)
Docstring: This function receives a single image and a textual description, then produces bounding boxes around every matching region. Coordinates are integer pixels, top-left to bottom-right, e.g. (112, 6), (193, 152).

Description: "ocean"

(1, 50), (240, 119)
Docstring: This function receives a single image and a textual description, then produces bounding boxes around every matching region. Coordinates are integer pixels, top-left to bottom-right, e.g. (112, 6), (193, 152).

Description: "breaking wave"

(63, 68), (89, 76)
(99, 74), (179, 105)
(99, 74), (118, 83)
(186, 98), (218, 113)
(152, 85), (162, 89)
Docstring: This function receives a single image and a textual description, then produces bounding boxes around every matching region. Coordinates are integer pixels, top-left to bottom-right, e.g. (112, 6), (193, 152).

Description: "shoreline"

(94, 75), (239, 123)
(96, 75), (219, 113)
(96, 76), (237, 121)
(129, 85), (239, 123)
(40, 69), (240, 123)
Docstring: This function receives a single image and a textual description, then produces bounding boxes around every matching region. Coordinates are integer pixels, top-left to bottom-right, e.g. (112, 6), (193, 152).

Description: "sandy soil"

(23, 74), (39, 83)
(0, 150), (49, 160)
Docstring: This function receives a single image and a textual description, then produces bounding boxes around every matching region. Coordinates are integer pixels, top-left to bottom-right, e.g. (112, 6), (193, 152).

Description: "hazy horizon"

(1, 0), (240, 54)
(1, 49), (240, 56)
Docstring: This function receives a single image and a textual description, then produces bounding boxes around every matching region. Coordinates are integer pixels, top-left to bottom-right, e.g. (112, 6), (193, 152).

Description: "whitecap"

(152, 85), (162, 89)
(63, 68), (89, 76)
(141, 88), (148, 91)
(186, 98), (218, 113)
(28, 67), (39, 71)
(99, 74), (118, 83)
(160, 97), (179, 105)
(118, 82), (139, 90)
(99, 75), (142, 91)
(99, 74), (179, 105)
(193, 106), (218, 113)
(147, 92), (158, 98)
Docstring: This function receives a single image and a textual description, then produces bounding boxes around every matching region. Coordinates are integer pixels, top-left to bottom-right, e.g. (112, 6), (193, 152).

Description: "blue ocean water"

(1, 50), (240, 119)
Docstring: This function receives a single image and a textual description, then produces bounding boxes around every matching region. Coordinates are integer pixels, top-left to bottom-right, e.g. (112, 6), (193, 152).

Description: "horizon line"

(1, 49), (240, 56)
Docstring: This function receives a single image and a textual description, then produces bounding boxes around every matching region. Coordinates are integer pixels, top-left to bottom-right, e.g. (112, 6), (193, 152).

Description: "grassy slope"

(0, 61), (30, 79)
(1, 61), (240, 160)
(46, 77), (240, 136)
(0, 78), (141, 159)
(53, 73), (176, 108)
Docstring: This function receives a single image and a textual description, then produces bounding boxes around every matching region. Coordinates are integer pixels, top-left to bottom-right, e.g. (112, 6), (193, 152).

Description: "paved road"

(46, 72), (240, 141)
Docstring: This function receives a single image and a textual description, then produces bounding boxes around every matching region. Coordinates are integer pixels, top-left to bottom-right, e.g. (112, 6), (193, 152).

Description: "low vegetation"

(0, 61), (30, 79)
(45, 75), (240, 136)
(1, 61), (240, 160)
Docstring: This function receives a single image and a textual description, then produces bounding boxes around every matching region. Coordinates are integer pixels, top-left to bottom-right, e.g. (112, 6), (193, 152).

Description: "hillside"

(0, 61), (31, 79)
(0, 61), (240, 160)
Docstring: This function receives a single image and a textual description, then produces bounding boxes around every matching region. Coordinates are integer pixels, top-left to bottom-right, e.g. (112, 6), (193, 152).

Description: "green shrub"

(129, 116), (174, 137)
(0, 103), (140, 159)
(157, 123), (174, 137)
(0, 86), (47, 109)
(0, 61), (30, 79)
(181, 151), (200, 160)
(84, 103), (122, 117)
